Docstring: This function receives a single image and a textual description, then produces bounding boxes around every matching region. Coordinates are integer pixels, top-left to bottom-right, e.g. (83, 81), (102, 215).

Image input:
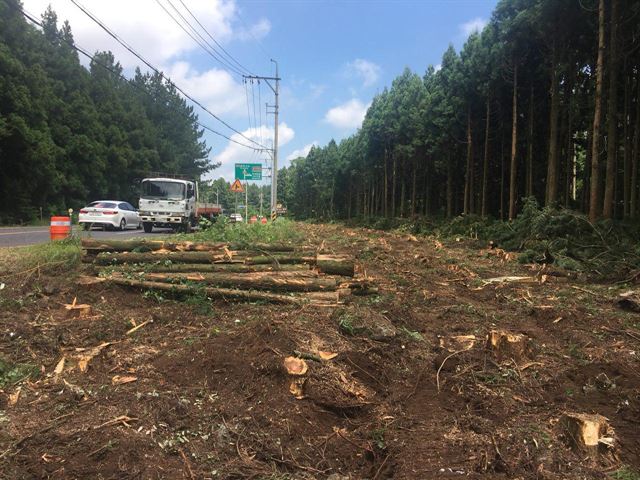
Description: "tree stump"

(486, 330), (530, 361)
(561, 413), (614, 454)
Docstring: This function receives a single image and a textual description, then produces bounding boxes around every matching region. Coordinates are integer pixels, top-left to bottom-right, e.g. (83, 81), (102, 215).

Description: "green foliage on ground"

(347, 198), (640, 279)
(181, 217), (303, 245)
(3, 236), (81, 275)
(0, 358), (39, 387)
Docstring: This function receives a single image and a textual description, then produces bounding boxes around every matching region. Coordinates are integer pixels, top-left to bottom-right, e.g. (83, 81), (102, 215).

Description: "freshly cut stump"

(561, 413), (614, 454)
(486, 330), (530, 361)
(440, 335), (476, 352)
(283, 357), (308, 376)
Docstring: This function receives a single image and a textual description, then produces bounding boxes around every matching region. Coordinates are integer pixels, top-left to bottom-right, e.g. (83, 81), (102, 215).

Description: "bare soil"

(1, 223), (639, 479)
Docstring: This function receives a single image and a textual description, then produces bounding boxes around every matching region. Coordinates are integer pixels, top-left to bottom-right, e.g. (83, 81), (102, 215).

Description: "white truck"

(138, 177), (222, 233)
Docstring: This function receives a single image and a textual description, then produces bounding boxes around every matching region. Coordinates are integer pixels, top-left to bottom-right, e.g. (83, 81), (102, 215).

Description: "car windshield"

(88, 202), (117, 209)
(141, 180), (186, 200)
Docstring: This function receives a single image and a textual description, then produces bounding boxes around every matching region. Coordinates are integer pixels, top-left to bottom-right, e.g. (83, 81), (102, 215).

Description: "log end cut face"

(486, 329), (531, 361)
(561, 412), (614, 454)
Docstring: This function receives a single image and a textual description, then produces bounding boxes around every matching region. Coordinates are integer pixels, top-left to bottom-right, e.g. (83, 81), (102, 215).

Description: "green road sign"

(235, 163), (262, 181)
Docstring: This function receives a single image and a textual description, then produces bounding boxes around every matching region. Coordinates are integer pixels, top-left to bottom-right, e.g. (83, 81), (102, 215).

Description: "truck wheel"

(143, 222), (153, 233)
(181, 222), (192, 234)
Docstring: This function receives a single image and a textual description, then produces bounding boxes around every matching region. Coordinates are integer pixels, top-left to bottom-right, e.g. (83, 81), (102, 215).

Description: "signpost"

(235, 163), (262, 181)
(235, 163), (263, 223)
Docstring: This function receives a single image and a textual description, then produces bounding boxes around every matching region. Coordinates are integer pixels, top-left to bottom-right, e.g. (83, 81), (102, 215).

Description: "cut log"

(140, 271), (338, 292)
(94, 251), (229, 265)
(105, 263), (311, 274)
(82, 238), (228, 252)
(316, 254), (355, 277)
(561, 413), (614, 453)
(105, 276), (309, 304)
(244, 255), (315, 265)
(228, 242), (298, 252)
(486, 330), (531, 361)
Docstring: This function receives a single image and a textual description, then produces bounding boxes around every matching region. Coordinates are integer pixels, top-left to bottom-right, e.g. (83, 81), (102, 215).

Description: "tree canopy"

(0, 1), (212, 223)
(280, 0), (640, 224)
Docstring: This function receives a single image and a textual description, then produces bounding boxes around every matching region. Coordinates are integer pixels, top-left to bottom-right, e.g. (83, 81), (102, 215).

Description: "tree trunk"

(106, 276), (336, 305)
(500, 122), (505, 220)
(622, 68), (631, 217)
(392, 153), (397, 217)
(565, 98), (574, 208)
(142, 271), (339, 293)
(411, 156), (417, 216)
(527, 85), (534, 198)
(464, 107), (473, 215)
(603, 0), (619, 219)
(546, 47), (560, 206)
(81, 238), (228, 253)
(481, 97), (491, 217)
(446, 151), (453, 217)
(631, 76), (640, 218)
(107, 263), (311, 274)
(509, 63), (518, 220)
(589, 0), (605, 222)
(384, 147), (389, 217)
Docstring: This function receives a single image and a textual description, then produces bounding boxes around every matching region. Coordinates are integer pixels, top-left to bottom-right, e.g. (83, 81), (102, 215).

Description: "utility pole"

(243, 60), (280, 220)
(215, 187), (219, 205)
(259, 191), (263, 217)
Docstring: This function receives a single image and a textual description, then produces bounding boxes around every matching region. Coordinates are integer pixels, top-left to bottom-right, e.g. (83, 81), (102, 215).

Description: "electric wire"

(157, 0), (245, 77)
(15, 4), (261, 152)
(177, 0), (253, 76)
(69, 0), (267, 150)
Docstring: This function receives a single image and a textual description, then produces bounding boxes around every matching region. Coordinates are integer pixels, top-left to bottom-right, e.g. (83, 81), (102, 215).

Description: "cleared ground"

(0, 223), (638, 479)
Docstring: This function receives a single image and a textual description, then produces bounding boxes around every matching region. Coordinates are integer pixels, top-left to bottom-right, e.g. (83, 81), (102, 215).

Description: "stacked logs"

(81, 238), (376, 306)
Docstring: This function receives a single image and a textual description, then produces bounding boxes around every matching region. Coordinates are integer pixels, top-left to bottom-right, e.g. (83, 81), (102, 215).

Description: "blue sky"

(23, 0), (497, 182)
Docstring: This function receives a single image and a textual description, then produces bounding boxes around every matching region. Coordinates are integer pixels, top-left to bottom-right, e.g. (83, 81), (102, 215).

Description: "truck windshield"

(141, 181), (186, 200)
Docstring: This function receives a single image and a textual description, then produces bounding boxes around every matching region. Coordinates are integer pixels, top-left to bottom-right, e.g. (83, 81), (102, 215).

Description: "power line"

(177, 0), (253, 76)
(155, 0), (245, 77)
(69, 0), (267, 150)
(14, 3), (261, 152)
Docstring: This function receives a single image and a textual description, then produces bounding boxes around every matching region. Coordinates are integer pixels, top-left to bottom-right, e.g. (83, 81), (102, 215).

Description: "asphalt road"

(0, 225), (175, 248)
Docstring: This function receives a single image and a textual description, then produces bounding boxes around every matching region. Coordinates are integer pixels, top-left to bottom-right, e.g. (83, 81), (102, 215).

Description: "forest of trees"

(0, 1), (212, 224)
(280, 0), (640, 224)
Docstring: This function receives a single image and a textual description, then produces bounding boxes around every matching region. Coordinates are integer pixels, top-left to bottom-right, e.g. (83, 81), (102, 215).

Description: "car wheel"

(119, 218), (126, 231)
(143, 222), (153, 233)
(82, 223), (91, 231)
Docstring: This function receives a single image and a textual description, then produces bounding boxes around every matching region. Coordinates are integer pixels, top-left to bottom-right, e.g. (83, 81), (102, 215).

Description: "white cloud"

(345, 59), (381, 87)
(434, 64), (442, 72)
(286, 141), (319, 161)
(22, 0), (269, 68)
(459, 17), (487, 37)
(208, 123), (295, 181)
(236, 18), (271, 41)
(324, 99), (370, 130)
(165, 61), (246, 118)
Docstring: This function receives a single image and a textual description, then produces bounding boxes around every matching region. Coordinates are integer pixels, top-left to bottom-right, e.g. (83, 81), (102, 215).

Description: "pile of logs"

(81, 238), (376, 306)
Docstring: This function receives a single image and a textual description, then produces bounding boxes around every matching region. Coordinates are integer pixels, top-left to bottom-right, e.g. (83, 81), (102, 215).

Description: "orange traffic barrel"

(260, 217), (267, 224)
(250, 215), (257, 224)
(50, 216), (71, 240)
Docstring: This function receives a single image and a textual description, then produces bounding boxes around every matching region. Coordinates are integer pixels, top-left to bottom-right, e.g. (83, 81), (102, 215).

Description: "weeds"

(181, 217), (302, 245)
(0, 358), (40, 387)
(0, 236), (81, 277)
(610, 467), (640, 480)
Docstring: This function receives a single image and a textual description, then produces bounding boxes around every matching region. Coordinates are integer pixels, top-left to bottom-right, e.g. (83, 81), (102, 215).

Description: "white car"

(79, 200), (141, 231)
(229, 213), (243, 223)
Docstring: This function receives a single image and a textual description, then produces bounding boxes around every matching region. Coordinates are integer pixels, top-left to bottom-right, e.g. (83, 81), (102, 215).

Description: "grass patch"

(610, 467), (640, 480)
(0, 236), (81, 276)
(179, 217), (303, 245)
(0, 358), (40, 387)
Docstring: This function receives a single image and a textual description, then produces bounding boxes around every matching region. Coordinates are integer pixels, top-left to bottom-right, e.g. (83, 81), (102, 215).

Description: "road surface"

(0, 226), (174, 248)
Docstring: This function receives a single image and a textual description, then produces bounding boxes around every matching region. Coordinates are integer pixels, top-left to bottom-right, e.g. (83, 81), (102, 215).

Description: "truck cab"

(138, 177), (196, 233)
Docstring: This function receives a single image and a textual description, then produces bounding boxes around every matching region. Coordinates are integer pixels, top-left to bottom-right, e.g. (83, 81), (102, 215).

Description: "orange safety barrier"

(249, 215), (257, 224)
(50, 216), (71, 241)
(260, 217), (267, 224)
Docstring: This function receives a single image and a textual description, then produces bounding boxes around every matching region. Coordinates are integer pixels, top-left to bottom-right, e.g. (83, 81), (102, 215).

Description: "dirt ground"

(1, 223), (639, 479)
